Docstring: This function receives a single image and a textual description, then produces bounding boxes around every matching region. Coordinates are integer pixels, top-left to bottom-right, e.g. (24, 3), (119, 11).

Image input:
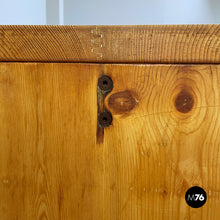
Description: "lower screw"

(98, 111), (112, 127)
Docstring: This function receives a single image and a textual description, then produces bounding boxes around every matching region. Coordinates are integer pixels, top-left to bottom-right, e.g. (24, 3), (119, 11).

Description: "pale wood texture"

(0, 25), (220, 63)
(0, 63), (220, 219)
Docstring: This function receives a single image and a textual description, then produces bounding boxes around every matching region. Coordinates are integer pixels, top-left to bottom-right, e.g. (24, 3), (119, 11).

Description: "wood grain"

(0, 25), (220, 63)
(0, 63), (220, 219)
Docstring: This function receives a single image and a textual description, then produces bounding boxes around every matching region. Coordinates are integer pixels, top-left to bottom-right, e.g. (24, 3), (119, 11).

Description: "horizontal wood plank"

(0, 25), (220, 63)
(0, 63), (220, 219)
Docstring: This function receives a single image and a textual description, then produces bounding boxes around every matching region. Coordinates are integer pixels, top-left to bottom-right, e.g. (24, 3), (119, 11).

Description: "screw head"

(98, 75), (113, 91)
(98, 112), (112, 127)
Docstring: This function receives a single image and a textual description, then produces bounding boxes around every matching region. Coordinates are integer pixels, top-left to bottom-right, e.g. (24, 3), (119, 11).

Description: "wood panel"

(0, 25), (220, 64)
(0, 63), (220, 219)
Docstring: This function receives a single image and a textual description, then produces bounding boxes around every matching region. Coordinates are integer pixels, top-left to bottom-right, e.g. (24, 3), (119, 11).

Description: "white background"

(0, 0), (219, 25)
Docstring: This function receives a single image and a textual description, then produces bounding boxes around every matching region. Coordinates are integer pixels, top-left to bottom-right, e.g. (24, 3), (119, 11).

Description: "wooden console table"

(0, 25), (219, 220)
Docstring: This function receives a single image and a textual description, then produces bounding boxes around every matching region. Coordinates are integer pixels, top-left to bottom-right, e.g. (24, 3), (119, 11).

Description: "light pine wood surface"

(0, 63), (220, 219)
(0, 25), (219, 63)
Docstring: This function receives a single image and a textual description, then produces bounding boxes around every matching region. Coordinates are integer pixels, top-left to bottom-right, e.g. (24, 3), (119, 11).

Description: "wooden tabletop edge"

(0, 25), (219, 63)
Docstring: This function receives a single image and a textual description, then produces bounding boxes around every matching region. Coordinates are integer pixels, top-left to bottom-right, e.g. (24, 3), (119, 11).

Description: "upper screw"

(98, 75), (113, 91)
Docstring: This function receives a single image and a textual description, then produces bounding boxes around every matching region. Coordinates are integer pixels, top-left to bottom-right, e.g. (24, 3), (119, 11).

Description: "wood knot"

(107, 90), (138, 114)
(162, 190), (168, 197)
(175, 89), (194, 113)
